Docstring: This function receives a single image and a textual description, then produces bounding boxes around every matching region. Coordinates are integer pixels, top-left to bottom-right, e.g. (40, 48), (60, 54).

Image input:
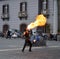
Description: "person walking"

(22, 28), (32, 52)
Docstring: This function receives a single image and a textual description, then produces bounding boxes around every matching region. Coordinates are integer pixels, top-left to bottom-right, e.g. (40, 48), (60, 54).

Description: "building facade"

(0, 0), (59, 35)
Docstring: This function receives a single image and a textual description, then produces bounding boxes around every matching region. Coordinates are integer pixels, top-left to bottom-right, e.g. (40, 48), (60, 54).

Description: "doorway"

(20, 23), (27, 33)
(3, 24), (9, 36)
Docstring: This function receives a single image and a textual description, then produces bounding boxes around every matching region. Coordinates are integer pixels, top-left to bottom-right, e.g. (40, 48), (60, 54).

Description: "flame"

(27, 14), (47, 30)
(27, 22), (36, 30)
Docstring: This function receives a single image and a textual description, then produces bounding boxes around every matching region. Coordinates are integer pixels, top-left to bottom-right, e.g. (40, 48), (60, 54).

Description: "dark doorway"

(3, 24), (9, 36)
(20, 23), (27, 33)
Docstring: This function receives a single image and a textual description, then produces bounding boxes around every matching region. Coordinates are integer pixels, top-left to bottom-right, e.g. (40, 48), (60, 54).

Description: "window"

(3, 4), (9, 14)
(1, 4), (9, 20)
(42, 0), (49, 18)
(20, 2), (27, 12)
(42, 0), (48, 14)
(38, 0), (49, 18)
(18, 2), (27, 19)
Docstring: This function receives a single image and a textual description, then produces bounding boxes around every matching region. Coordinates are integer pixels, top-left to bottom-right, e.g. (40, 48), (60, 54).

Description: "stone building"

(0, 0), (59, 35)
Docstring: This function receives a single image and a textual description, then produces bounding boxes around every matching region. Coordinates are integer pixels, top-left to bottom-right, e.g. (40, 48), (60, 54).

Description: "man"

(22, 28), (32, 52)
(6, 30), (11, 39)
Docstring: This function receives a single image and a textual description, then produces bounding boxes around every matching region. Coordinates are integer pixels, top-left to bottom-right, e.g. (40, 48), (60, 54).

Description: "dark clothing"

(22, 40), (32, 52)
(24, 31), (30, 40)
(6, 30), (11, 39)
(22, 31), (32, 52)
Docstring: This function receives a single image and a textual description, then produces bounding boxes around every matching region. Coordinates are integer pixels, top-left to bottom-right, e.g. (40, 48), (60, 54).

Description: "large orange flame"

(27, 14), (47, 30)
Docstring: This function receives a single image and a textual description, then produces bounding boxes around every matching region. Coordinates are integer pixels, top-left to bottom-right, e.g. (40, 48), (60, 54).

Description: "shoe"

(22, 49), (24, 52)
(29, 50), (32, 52)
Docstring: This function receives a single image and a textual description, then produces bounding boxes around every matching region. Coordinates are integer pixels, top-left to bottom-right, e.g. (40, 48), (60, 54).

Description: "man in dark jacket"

(6, 30), (11, 39)
(22, 29), (32, 52)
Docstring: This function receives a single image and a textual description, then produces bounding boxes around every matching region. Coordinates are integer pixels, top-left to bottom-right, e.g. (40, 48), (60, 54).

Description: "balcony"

(18, 11), (27, 19)
(1, 13), (9, 20)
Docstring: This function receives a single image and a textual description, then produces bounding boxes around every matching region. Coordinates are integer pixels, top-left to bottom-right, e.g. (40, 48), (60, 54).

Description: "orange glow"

(27, 22), (36, 30)
(27, 14), (47, 30)
(35, 14), (46, 26)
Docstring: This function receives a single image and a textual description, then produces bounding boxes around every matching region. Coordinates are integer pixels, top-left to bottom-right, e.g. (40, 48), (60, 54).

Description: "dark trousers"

(22, 39), (32, 51)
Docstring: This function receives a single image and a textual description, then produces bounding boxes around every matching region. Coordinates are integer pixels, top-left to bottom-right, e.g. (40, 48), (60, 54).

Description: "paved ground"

(0, 46), (60, 59)
(0, 37), (60, 59)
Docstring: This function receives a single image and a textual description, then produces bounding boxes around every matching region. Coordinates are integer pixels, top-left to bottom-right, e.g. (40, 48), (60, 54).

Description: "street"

(0, 37), (60, 59)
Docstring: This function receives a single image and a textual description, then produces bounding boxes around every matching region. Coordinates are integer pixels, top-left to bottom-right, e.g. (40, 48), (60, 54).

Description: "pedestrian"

(22, 28), (32, 52)
(6, 30), (11, 39)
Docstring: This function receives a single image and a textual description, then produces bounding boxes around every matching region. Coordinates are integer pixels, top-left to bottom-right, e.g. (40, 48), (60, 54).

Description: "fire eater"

(22, 28), (32, 52)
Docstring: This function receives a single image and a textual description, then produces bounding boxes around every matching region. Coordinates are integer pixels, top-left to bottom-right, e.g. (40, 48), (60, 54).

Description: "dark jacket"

(24, 31), (30, 41)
